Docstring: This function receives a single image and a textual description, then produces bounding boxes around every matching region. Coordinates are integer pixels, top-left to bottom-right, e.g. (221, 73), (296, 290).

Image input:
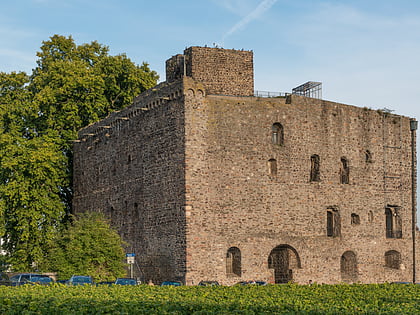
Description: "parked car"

(67, 275), (93, 286)
(0, 272), (11, 286)
(29, 276), (54, 285)
(9, 273), (53, 286)
(160, 281), (182, 286)
(198, 280), (219, 286)
(235, 280), (267, 286)
(115, 278), (137, 285)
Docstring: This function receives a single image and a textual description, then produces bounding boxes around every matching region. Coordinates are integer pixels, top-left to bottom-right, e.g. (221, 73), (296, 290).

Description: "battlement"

(166, 46), (254, 96)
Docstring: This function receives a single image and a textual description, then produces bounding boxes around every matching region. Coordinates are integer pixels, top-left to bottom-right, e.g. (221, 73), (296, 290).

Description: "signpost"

(126, 253), (135, 278)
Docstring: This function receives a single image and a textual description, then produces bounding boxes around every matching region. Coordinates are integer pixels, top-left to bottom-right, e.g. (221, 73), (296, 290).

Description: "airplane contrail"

(221, 0), (278, 44)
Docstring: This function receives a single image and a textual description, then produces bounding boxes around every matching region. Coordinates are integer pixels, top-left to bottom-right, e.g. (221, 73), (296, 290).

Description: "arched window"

(268, 159), (277, 176)
(341, 251), (358, 282)
(310, 154), (320, 182)
(271, 123), (284, 146)
(385, 250), (401, 269)
(226, 247), (241, 277)
(340, 157), (349, 184)
(385, 206), (402, 239)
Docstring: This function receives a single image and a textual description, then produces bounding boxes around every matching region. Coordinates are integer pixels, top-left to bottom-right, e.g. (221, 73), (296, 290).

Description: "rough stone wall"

(73, 80), (187, 284)
(166, 46), (254, 96)
(183, 91), (416, 285)
(73, 46), (417, 285)
(166, 54), (184, 83)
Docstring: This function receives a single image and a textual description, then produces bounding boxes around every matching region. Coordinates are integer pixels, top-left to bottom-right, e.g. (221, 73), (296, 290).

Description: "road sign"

(126, 253), (135, 264)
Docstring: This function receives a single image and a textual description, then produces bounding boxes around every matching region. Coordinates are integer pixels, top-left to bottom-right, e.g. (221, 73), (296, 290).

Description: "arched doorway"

(268, 245), (301, 284)
(340, 251), (358, 283)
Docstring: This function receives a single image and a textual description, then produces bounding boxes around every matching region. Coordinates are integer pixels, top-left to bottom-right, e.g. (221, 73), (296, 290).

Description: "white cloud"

(221, 0), (278, 44)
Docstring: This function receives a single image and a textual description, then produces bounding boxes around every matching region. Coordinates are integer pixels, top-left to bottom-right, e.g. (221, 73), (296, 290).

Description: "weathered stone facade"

(73, 46), (417, 285)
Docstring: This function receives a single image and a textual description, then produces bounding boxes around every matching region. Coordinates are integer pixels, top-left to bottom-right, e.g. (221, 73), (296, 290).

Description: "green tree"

(43, 212), (126, 281)
(0, 133), (67, 270)
(31, 35), (158, 141)
(0, 35), (158, 270)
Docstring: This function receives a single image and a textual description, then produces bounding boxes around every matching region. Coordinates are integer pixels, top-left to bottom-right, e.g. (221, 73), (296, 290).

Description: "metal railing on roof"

(254, 91), (290, 98)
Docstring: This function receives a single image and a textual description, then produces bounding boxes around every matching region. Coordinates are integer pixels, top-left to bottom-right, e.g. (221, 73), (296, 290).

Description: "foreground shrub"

(0, 283), (419, 314)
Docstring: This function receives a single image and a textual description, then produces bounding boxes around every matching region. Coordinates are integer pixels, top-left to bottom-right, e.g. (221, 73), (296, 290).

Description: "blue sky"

(1, 0), (420, 217)
(1, 0), (419, 117)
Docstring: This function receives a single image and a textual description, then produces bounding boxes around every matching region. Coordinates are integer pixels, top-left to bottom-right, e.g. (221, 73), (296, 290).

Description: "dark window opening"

(365, 150), (372, 163)
(310, 154), (320, 182)
(226, 247), (241, 277)
(271, 123), (284, 146)
(385, 208), (393, 238)
(340, 157), (349, 184)
(327, 208), (341, 237)
(268, 159), (277, 176)
(351, 213), (360, 225)
(385, 250), (401, 269)
(385, 206), (402, 239)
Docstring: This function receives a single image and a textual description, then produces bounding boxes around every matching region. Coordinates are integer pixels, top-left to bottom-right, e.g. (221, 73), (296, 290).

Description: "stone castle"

(73, 46), (418, 285)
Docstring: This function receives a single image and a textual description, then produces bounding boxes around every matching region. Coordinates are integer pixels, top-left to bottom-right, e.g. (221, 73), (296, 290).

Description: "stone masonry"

(73, 46), (418, 285)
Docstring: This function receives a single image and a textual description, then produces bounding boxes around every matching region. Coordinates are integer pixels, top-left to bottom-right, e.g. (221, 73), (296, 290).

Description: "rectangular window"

(310, 155), (320, 182)
(327, 211), (334, 236)
(327, 208), (341, 237)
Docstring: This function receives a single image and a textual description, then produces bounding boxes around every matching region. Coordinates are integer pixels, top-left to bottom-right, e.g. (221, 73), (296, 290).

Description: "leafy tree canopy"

(42, 212), (127, 281)
(0, 35), (158, 271)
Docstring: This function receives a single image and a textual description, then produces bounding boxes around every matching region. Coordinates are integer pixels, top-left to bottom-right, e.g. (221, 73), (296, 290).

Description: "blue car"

(67, 275), (93, 286)
(115, 278), (137, 285)
(9, 273), (53, 286)
(160, 281), (182, 286)
(29, 276), (54, 285)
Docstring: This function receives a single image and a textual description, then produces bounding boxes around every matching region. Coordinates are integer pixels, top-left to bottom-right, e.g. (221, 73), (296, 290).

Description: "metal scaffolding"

(292, 81), (322, 99)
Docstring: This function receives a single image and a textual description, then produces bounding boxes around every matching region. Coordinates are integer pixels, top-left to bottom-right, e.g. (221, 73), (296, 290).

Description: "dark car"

(67, 275), (93, 286)
(0, 272), (11, 286)
(29, 276), (54, 285)
(115, 278), (137, 285)
(160, 281), (182, 286)
(9, 273), (52, 286)
(198, 280), (219, 286)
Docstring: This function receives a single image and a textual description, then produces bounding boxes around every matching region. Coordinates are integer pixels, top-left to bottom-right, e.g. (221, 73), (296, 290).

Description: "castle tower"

(73, 46), (417, 286)
(166, 46), (254, 96)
